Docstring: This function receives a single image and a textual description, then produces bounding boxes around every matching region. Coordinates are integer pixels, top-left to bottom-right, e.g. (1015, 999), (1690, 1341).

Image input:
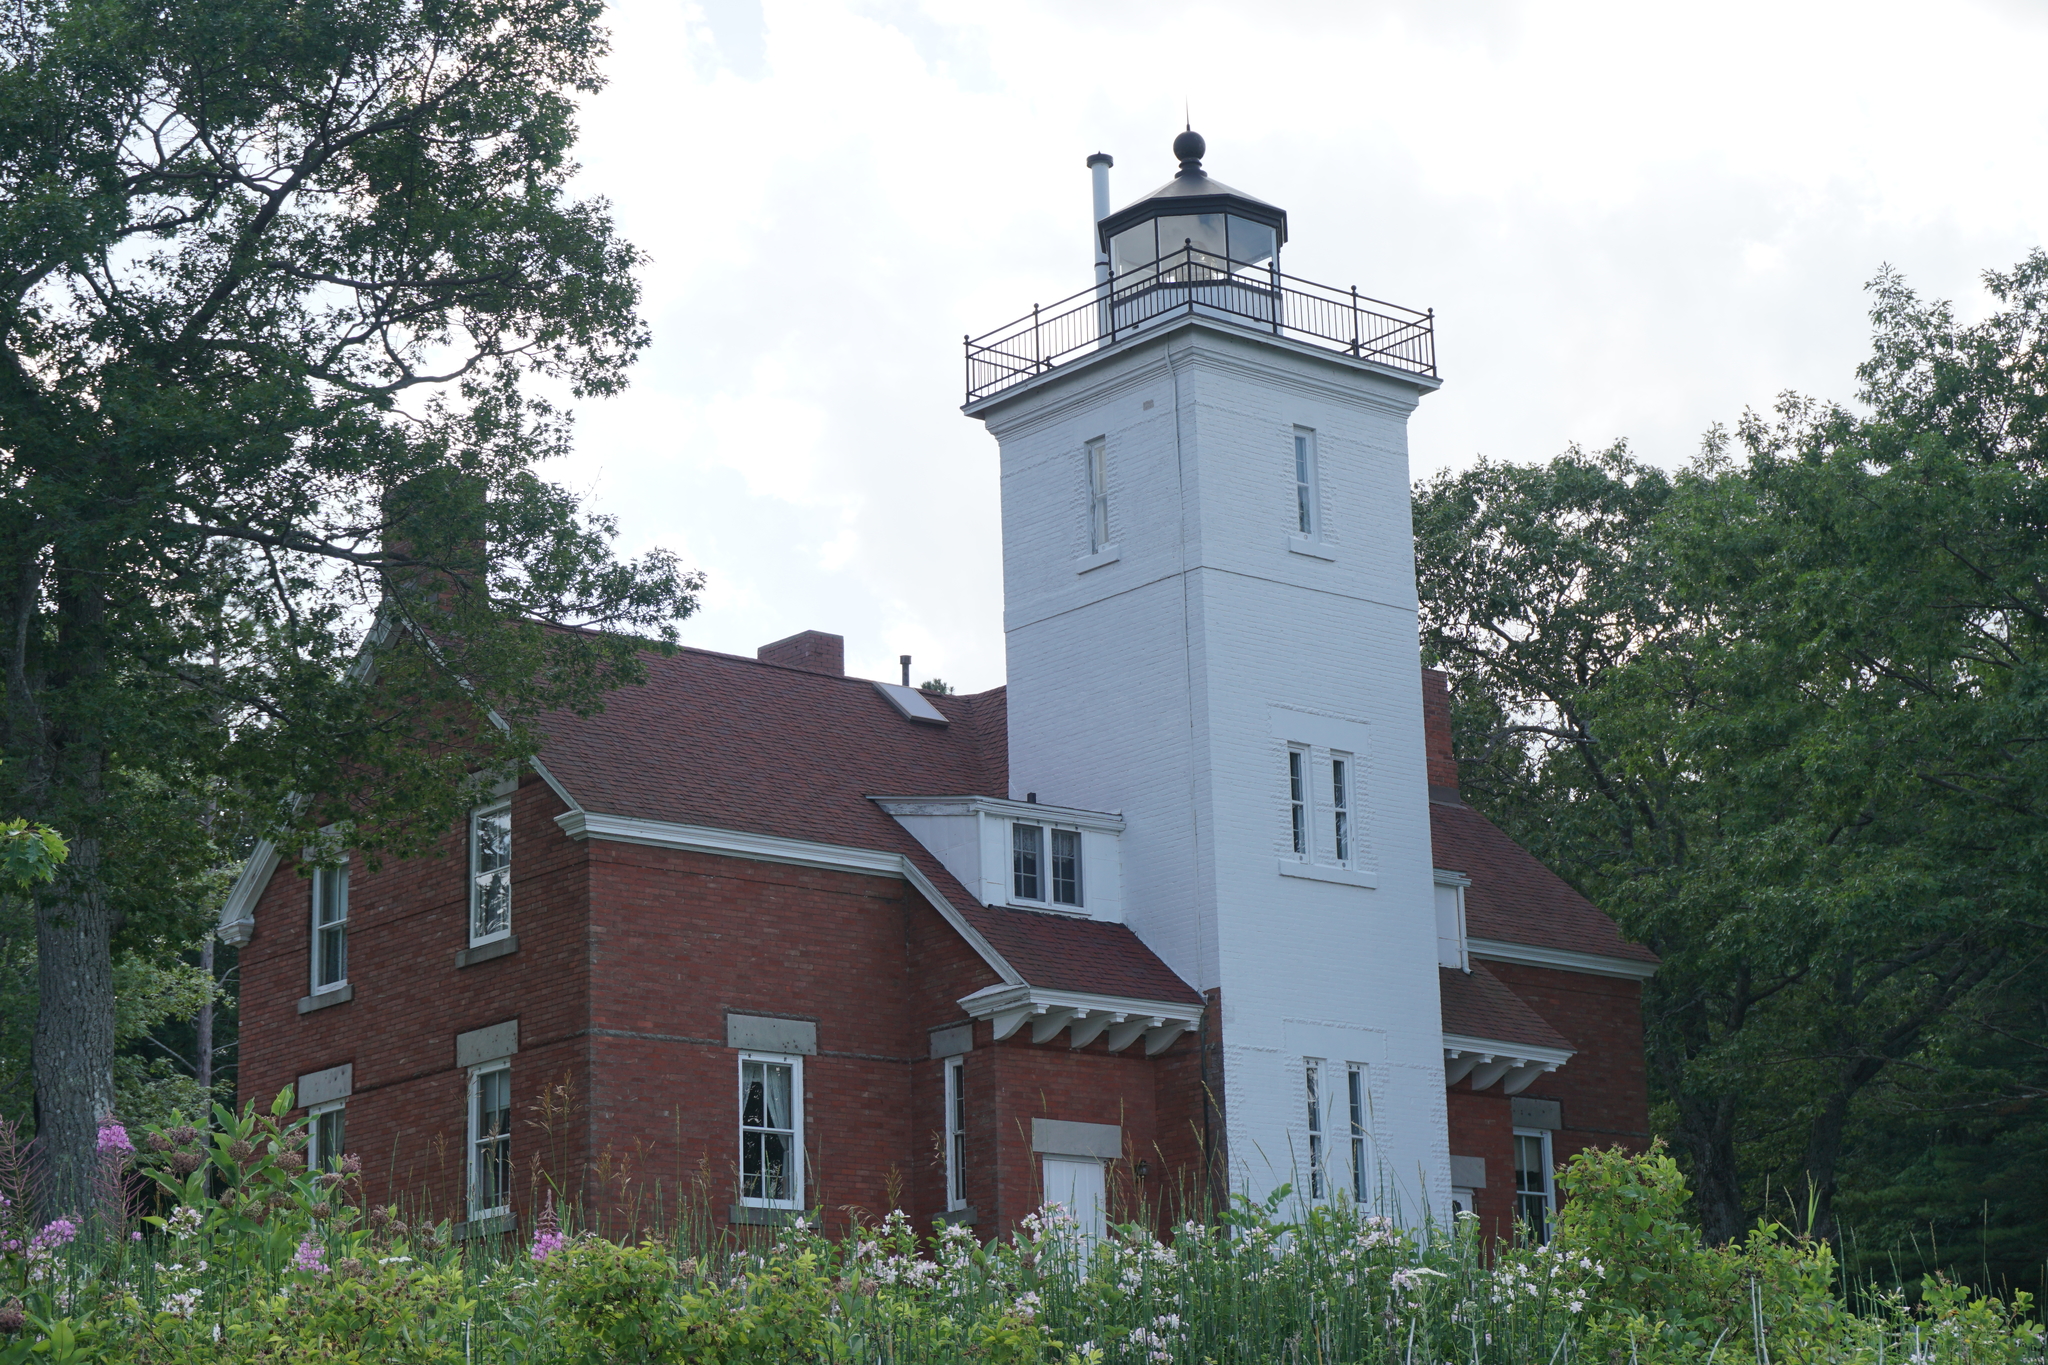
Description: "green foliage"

(0, 822), (64, 896)
(1414, 255), (2048, 1266)
(0, 1140), (2040, 1363)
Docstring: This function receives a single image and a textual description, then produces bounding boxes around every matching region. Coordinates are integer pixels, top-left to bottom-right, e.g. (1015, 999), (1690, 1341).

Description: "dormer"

(871, 796), (1125, 923)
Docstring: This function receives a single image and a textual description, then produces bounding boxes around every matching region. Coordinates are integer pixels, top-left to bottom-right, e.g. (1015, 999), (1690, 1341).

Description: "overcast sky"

(549, 0), (2048, 692)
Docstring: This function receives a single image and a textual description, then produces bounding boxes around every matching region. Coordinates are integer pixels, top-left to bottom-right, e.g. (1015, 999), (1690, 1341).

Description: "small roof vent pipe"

(900, 654), (911, 687)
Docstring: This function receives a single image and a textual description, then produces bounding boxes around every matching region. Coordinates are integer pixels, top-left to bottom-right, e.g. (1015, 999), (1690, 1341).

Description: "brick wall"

(1481, 962), (1650, 1164)
(237, 771), (594, 1223)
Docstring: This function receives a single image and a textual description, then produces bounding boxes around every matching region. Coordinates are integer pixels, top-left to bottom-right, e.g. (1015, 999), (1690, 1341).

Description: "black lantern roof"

(1095, 130), (1288, 252)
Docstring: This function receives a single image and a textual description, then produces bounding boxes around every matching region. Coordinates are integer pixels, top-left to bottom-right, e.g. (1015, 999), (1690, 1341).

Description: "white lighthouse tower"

(963, 131), (1450, 1217)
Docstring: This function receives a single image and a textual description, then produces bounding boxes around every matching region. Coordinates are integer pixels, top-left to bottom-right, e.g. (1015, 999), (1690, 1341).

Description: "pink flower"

(530, 1228), (567, 1263)
(30, 1219), (78, 1253)
(292, 1239), (327, 1274)
(96, 1122), (134, 1157)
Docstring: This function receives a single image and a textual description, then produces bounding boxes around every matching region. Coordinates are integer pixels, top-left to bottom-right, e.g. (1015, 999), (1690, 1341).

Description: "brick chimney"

(757, 630), (845, 676)
(1422, 668), (1460, 803)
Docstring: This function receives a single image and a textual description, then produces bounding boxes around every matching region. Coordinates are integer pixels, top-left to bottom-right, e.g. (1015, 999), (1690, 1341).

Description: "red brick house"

(218, 132), (1657, 1246)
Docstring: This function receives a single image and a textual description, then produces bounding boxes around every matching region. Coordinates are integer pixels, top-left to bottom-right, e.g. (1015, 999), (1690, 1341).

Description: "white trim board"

(1467, 939), (1658, 981)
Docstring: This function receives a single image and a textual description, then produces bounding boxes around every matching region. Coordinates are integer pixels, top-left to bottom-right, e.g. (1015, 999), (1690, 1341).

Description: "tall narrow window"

(740, 1055), (802, 1208)
(468, 1063), (511, 1218)
(1513, 1129), (1554, 1243)
(308, 1102), (346, 1173)
(1331, 757), (1351, 864)
(1305, 1059), (1326, 1198)
(469, 800), (511, 945)
(944, 1056), (968, 1210)
(1087, 439), (1110, 553)
(1049, 829), (1082, 906)
(1294, 430), (1317, 535)
(1288, 751), (1308, 857)
(311, 864), (348, 992)
(1012, 823), (1043, 901)
(1348, 1065), (1369, 1202)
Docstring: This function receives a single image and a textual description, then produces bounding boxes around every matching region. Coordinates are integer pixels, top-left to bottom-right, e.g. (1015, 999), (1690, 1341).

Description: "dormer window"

(1012, 823), (1042, 900)
(1013, 821), (1083, 908)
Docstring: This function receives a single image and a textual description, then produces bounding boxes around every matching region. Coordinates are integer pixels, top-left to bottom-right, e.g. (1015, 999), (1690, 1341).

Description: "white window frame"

(308, 1100), (346, 1172)
(467, 1061), (513, 1219)
(1330, 752), (1353, 866)
(1287, 748), (1309, 860)
(1086, 438), (1110, 554)
(309, 863), (349, 994)
(1009, 820), (1084, 910)
(1011, 821), (1043, 902)
(468, 799), (512, 947)
(1513, 1127), (1556, 1242)
(1304, 1058), (1326, 1200)
(1293, 428), (1319, 537)
(737, 1051), (804, 1211)
(1347, 1064), (1370, 1203)
(944, 1056), (968, 1210)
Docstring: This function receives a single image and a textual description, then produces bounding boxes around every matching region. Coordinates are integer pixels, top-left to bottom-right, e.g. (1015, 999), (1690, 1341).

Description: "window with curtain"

(945, 1057), (967, 1210)
(469, 800), (511, 944)
(311, 864), (348, 990)
(1514, 1129), (1554, 1242)
(1012, 822), (1043, 901)
(469, 1064), (511, 1217)
(741, 1055), (801, 1207)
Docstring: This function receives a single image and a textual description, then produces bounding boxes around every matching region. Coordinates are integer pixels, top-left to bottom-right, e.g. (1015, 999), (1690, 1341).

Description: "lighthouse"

(963, 132), (1451, 1215)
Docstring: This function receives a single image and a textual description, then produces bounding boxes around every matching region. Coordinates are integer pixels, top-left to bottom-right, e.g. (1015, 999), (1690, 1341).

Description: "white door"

(1041, 1155), (1106, 1241)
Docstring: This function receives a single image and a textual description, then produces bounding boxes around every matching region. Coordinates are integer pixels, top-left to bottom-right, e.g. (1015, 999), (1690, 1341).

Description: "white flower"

(161, 1287), (202, 1318)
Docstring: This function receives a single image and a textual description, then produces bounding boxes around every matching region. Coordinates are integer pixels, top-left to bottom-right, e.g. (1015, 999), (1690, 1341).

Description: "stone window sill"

(298, 984), (353, 1014)
(933, 1205), (979, 1227)
(1288, 535), (1336, 561)
(1277, 858), (1378, 889)
(455, 1212), (516, 1242)
(457, 934), (518, 969)
(1073, 545), (1121, 575)
(729, 1204), (805, 1227)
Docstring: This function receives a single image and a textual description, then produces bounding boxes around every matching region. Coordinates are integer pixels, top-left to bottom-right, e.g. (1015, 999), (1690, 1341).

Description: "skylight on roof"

(873, 680), (949, 725)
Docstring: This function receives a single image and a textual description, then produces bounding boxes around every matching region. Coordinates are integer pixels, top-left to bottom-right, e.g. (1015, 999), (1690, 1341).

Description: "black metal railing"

(964, 247), (1436, 404)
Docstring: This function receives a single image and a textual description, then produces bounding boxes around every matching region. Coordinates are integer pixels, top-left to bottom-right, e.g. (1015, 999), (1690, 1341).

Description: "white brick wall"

(969, 316), (1453, 1224)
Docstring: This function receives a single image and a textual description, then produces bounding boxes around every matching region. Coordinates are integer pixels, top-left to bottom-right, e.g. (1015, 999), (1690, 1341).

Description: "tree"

(0, 0), (700, 1212)
(1416, 255), (2048, 1252)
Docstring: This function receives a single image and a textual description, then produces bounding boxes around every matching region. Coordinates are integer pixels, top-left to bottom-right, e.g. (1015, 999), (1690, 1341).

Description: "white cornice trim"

(1442, 1033), (1575, 1096)
(216, 840), (280, 946)
(556, 809), (1024, 988)
(958, 983), (1203, 1055)
(1468, 938), (1659, 981)
(871, 794), (1125, 832)
(1441, 1034), (1575, 1069)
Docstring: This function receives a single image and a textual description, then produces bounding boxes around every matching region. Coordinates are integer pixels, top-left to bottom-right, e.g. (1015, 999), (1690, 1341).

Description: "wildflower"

(169, 1149), (206, 1175)
(96, 1121), (134, 1158)
(338, 1152), (363, 1175)
(1012, 1290), (1041, 1321)
(29, 1219), (78, 1254)
(531, 1199), (566, 1263)
(292, 1239), (327, 1274)
(377, 1256), (414, 1266)
(161, 1287), (202, 1318)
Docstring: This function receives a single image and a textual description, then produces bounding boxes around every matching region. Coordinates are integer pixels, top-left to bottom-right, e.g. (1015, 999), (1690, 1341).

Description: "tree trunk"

(32, 833), (117, 1218)
(195, 937), (214, 1093)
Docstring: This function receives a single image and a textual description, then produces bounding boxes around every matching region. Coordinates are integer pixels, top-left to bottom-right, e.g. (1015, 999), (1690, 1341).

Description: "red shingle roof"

(1438, 963), (1573, 1051)
(1430, 801), (1658, 966)
(538, 645), (1199, 1006)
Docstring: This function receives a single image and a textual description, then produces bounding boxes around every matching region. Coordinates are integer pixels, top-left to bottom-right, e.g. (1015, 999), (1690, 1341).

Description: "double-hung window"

(1293, 429), (1318, 535)
(1513, 1128), (1555, 1242)
(308, 1102), (346, 1173)
(1304, 1059), (1326, 1199)
(468, 1063), (512, 1218)
(740, 1054), (803, 1209)
(1087, 439), (1110, 553)
(1331, 757), (1351, 863)
(1287, 751), (1308, 857)
(1013, 823), (1083, 908)
(944, 1057), (968, 1210)
(1012, 823), (1042, 901)
(469, 800), (512, 946)
(311, 864), (348, 992)
(1347, 1065), (1370, 1202)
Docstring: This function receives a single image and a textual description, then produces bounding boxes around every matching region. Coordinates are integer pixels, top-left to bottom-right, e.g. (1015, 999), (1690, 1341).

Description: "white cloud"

(549, 0), (2048, 690)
